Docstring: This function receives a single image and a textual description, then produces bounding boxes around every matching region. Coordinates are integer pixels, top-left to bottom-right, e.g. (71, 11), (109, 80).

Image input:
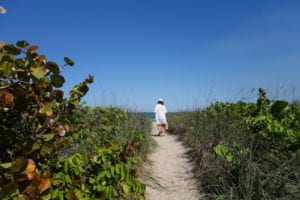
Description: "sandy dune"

(145, 123), (201, 200)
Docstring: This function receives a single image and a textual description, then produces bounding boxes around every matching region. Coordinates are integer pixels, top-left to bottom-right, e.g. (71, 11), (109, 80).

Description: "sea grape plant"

(0, 40), (93, 198)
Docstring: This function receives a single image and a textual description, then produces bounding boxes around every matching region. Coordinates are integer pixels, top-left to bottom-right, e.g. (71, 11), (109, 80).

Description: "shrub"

(0, 40), (150, 199)
(168, 89), (300, 199)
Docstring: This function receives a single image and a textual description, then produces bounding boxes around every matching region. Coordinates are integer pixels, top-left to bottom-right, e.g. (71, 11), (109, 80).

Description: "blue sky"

(1, 0), (300, 111)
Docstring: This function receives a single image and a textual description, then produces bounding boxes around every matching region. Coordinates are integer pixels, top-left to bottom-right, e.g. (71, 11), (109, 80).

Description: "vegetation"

(0, 41), (151, 199)
(2, 40), (299, 200)
(168, 89), (300, 199)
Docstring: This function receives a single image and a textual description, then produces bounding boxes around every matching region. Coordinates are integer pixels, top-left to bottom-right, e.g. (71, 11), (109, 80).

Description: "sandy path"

(145, 123), (201, 200)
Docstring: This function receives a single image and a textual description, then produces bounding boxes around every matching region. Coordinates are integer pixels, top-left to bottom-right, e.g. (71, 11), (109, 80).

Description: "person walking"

(154, 98), (168, 136)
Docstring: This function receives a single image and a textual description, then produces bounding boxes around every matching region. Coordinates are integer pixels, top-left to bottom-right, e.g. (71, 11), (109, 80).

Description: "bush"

(168, 89), (300, 199)
(0, 41), (151, 199)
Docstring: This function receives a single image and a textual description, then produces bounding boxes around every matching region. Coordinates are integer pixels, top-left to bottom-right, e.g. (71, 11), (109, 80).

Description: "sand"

(145, 122), (201, 200)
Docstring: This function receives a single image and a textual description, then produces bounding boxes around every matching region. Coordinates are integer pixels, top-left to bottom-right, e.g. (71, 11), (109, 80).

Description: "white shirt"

(154, 104), (167, 125)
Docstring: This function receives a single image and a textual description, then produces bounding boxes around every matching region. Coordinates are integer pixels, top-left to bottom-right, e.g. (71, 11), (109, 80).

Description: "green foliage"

(214, 144), (234, 163)
(50, 107), (149, 199)
(0, 40), (93, 199)
(168, 88), (300, 199)
(0, 40), (150, 199)
(0, 40), (88, 163)
(87, 145), (145, 199)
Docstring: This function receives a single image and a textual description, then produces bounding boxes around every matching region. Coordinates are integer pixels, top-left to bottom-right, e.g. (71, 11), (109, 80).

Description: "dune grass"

(168, 89), (300, 199)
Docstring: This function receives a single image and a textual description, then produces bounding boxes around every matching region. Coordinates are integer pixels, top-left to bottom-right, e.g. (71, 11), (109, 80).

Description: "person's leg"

(157, 124), (162, 136)
(161, 124), (166, 136)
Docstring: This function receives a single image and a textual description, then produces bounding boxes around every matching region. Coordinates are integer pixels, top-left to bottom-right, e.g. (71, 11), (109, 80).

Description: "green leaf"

(46, 61), (60, 74)
(31, 67), (45, 79)
(0, 52), (3, 61)
(24, 59), (30, 67)
(40, 102), (54, 115)
(1, 54), (14, 62)
(65, 190), (79, 200)
(214, 144), (228, 156)
(86, 75), (94, 83)
(0, 182), (17, 199)
(89, 178), (96, 184)
(296, 111), (300, 120)
(64, 57), (74, 66)
(40, 145), (53, 156)
(91, 155), (101, 164)
(226, 154), (233, 163)
(0, 162), (13, 169)
(29, 142), (41, 153)
(42, 193), (52, 200)
(4, 44), (21, 55)
(16, 40), (29, 48)
(11, 157), (28, 173)
(0, 61), (14, 78)
(132, 156), (142, 164)
(50, 74), (65, 88)
(122, 184), (131, 195)
(95, 185), (104, 192)
(42, 133), (55, 141)
(109, 166), (115, 176)
(15, 58), (25, 69)
(271, 100), (289, 118)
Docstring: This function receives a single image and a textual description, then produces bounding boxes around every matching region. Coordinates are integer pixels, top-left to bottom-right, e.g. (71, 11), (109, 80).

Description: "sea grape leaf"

(0, 182), (17, 199)
(28, 45), (39, 52)
(64, 57), (74, 66)
(42, 133), (55, 142)
(46, 61), (60, 74)
(0, 162), (13, 169)
(50, 74), (65, 88)
(31, 67), (46, 79)
(16, 40), (29, 48)
(0, 41), (5, 49)
(51, 90), (64, 101)
(26, 184), (38, 196)
(0, 61), (14, 78)
(0, 90), (14, 108)
(86, 74), (94, 83)
(4, 44), (21, 55)
(1, 54), (14, 62)
(39, 102), (54, 116)
(11, 157), (28, 173)
(15, 58), (25, 68)
(39, 179), (52, 193)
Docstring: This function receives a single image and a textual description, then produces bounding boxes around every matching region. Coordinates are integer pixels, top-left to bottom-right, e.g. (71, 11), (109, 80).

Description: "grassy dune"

(168, 89), (300, 199)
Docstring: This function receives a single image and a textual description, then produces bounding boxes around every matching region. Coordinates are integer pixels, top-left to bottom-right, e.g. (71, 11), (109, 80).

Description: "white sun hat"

(157, 98), (164, 102)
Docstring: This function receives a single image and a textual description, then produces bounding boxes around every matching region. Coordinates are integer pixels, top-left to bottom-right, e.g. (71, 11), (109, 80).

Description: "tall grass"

(168, 90), (300, 199)
(62, 105), (152, 159)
